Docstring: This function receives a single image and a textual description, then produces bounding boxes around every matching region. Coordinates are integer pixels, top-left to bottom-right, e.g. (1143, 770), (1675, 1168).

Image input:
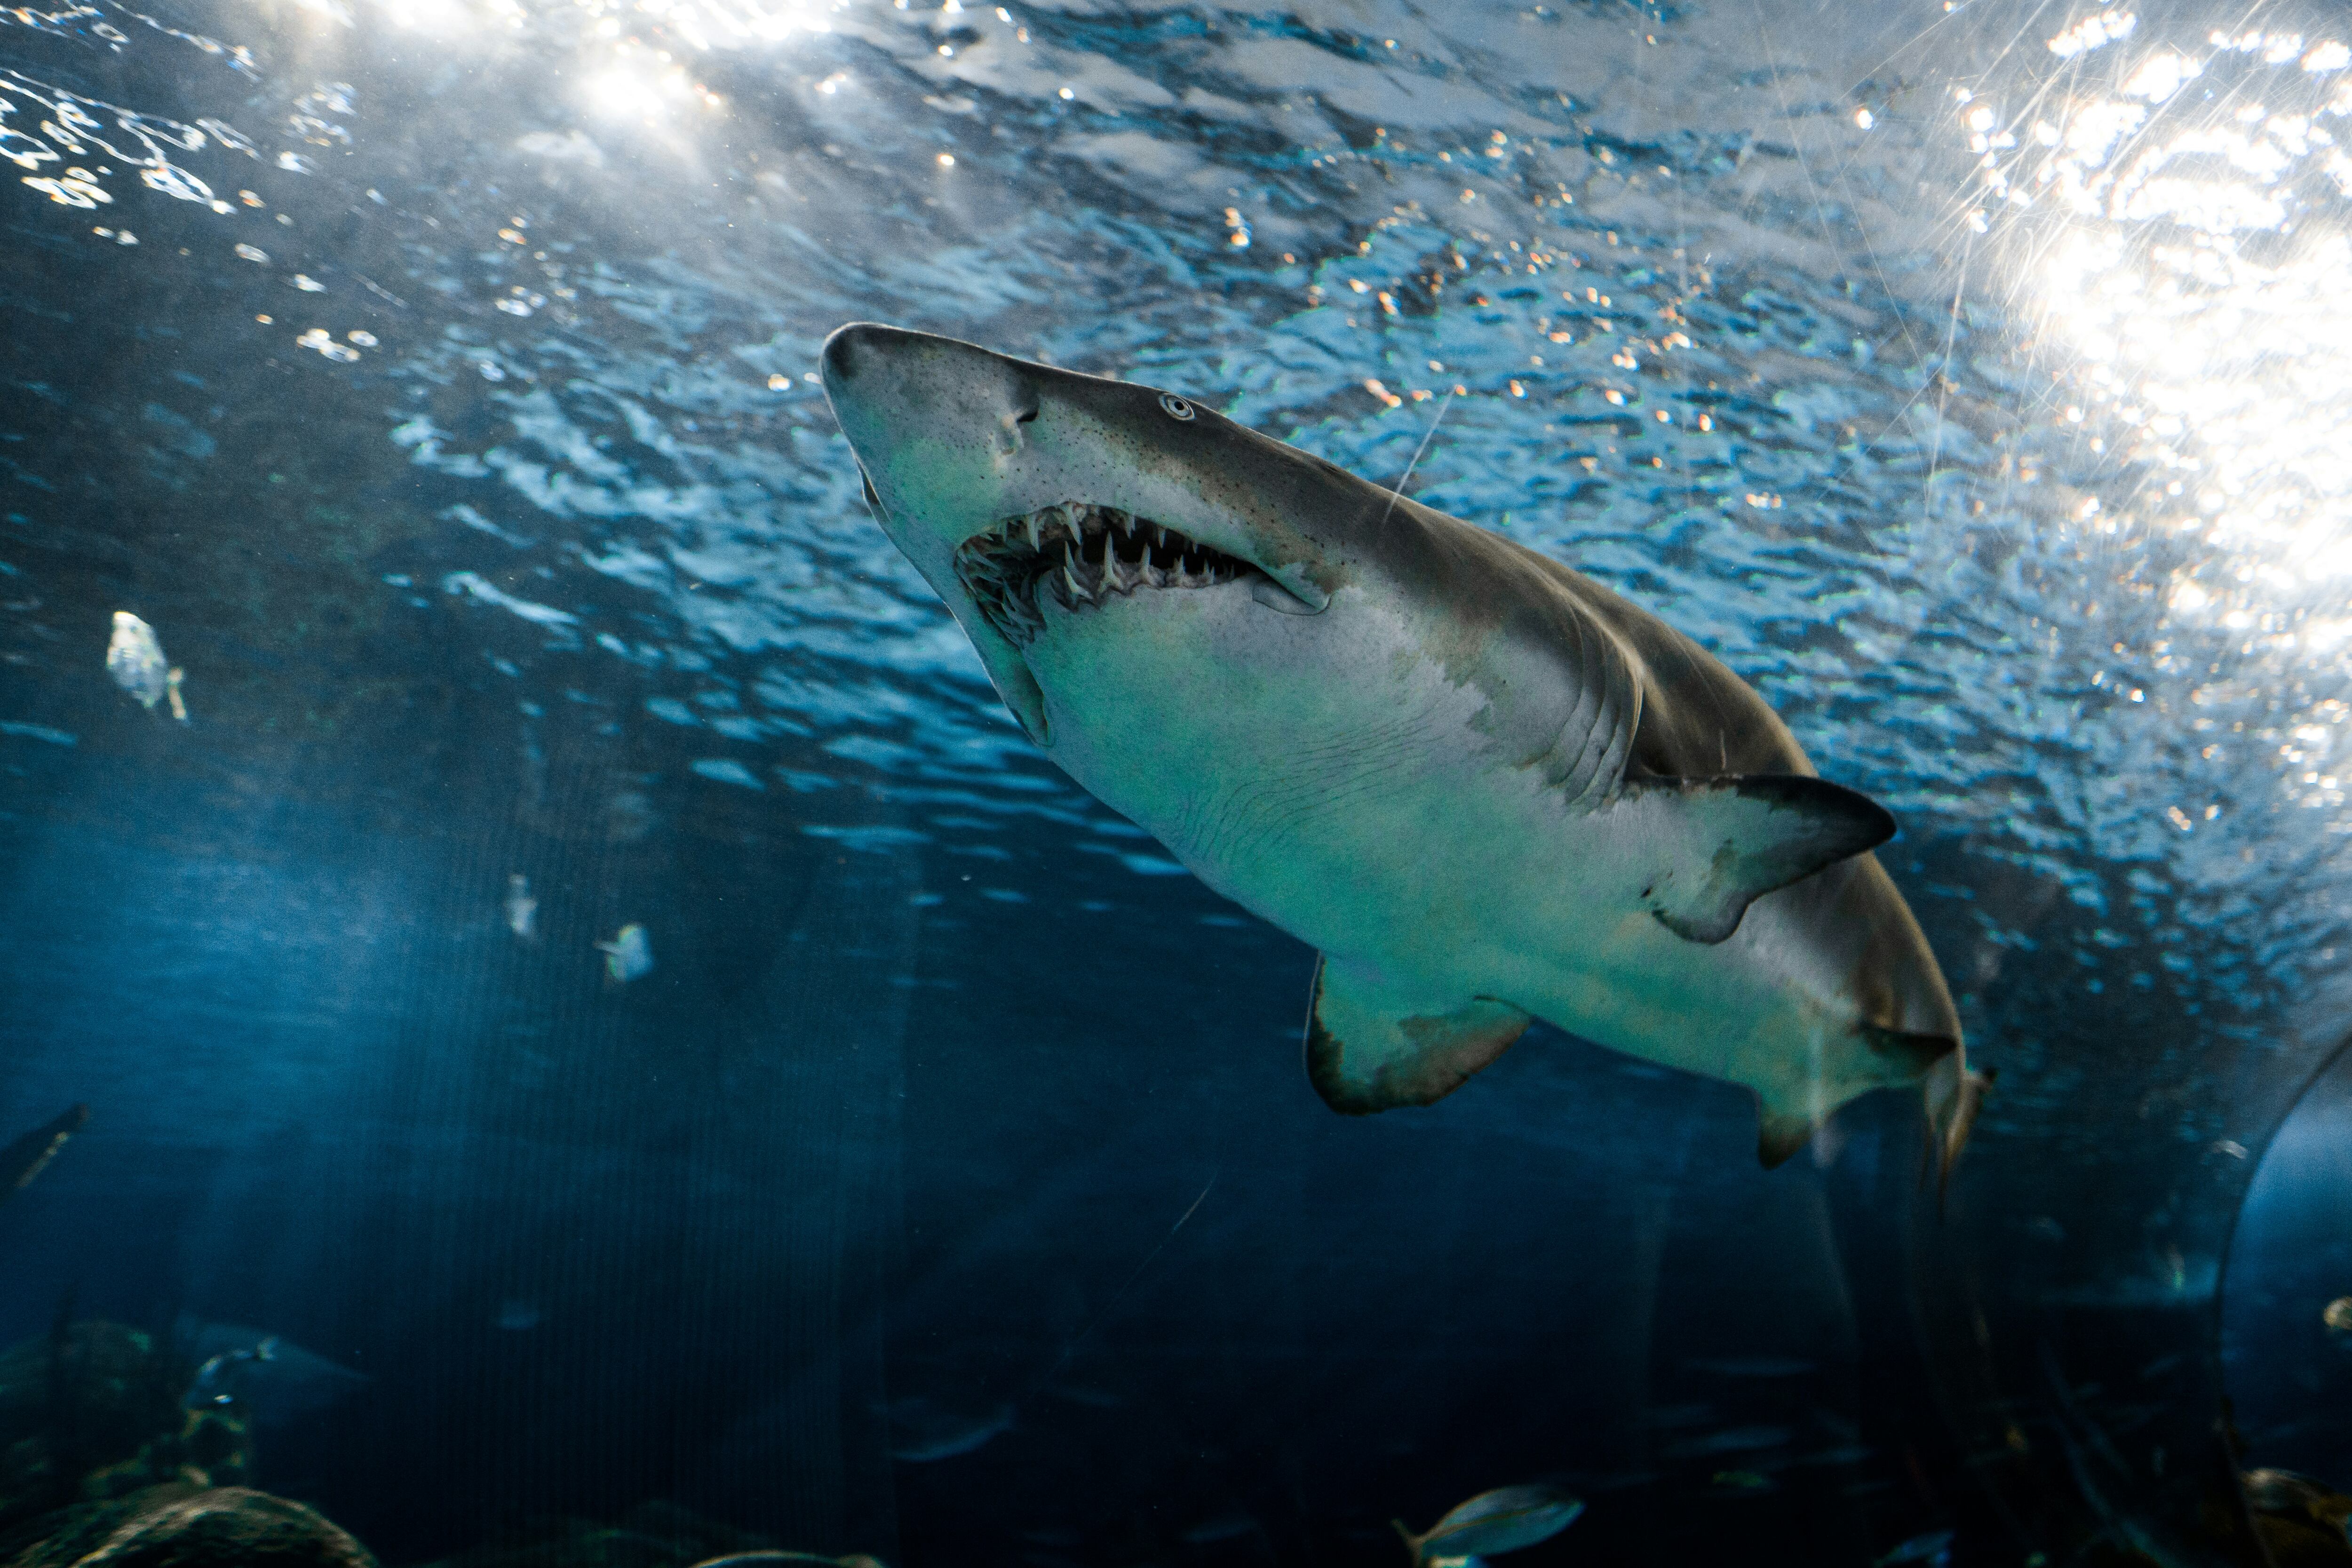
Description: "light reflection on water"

(1978, 15), (2352, 604)
(6, 0), (2352, 1092)
(1961, 10), (2352, 850)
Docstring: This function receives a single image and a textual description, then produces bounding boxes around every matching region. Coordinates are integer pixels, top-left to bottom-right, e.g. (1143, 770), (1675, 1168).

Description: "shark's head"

(820, 323), (1356, 744)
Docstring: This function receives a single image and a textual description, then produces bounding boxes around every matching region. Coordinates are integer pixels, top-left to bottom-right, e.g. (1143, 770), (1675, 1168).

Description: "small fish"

(2323, 1296), (2352, 1333)
(1686, 1356), (1815, 1378)
(685, 1555), (875, 1568)
(885, 1396), (1014, 1462)
(1710, 1470), (1776, 1494)
(1179, 1513), (1258, 1546)
(505, 874), (538, 941)
(174, 1317), (370, 1424)
(1664, 1425), (1792, 1458)
(0, 1104), (87, 1202)
(165, 665), (187, 722)
(2243, 1467), (2352, 1531)
(1797, 1444), (1876, 1468)
(1392, 1483), (1584, 1567)
(105, 611), (169, 709)
(596, 922), (652, 983)
(495, 1297), (542, 1331)
(182, 1334), (278, 1410)
(1874, 1530), (1954, 1566)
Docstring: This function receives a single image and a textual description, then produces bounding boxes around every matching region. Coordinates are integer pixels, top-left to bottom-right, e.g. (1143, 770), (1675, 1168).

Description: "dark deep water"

(6, 0), (2352, 1562)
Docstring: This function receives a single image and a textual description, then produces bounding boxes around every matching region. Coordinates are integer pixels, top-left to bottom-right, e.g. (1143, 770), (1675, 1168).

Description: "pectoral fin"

(1304, 958), (1532, 1115)
(1624, 774), (1897, 944)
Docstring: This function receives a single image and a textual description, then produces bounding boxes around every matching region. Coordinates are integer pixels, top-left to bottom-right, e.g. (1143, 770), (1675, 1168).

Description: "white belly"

(1017, 581), (1890, 1112)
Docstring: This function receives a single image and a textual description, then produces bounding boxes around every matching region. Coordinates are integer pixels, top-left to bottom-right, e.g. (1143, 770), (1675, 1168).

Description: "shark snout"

(818, 322), (1335, 627)
(819, 321), (912, 389)
(820, 322), (1039, 430)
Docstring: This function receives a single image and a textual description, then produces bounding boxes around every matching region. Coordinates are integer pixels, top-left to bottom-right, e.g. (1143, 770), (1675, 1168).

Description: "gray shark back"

(1379, 493), (1959, 1023)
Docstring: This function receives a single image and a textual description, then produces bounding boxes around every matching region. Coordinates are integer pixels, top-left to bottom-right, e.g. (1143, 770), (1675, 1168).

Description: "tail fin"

(1922, 1055), (1995, 1208)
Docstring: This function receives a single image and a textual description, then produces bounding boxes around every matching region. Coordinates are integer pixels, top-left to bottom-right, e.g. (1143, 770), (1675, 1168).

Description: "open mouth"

(953, 501), (1255, 645)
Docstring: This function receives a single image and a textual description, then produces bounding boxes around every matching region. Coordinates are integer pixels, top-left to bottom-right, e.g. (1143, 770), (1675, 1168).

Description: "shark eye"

(1158, 393), (1196, 422)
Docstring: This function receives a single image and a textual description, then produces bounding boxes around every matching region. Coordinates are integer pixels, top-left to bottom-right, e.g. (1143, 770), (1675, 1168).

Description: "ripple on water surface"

(2, 0), (2352, 1117)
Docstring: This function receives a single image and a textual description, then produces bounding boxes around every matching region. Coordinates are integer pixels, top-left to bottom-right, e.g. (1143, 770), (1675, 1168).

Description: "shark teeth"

(952, 501), (1253, 646)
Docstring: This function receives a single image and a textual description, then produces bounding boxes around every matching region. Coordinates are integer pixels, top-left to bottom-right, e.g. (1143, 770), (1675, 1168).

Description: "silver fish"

(596, 922), (652, 983)
(105, 611), (168, 709)
(1391, 1482), (1585, 1566)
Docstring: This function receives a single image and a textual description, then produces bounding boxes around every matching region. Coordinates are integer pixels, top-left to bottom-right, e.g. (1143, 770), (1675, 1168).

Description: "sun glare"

(363, 0), (843, 103)
(586, 61), (676, 117)
(1973, 16), (2352, 615)
(376, 0), (479, 31)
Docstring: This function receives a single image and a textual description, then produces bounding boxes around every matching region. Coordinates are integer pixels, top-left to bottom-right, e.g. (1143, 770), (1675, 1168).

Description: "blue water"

(2226, 1051), (2352, 1487)
(4, 0), (2352, 1561)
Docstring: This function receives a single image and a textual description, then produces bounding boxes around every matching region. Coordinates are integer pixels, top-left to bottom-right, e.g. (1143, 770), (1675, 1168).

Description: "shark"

(819, 323), (1991, 1172)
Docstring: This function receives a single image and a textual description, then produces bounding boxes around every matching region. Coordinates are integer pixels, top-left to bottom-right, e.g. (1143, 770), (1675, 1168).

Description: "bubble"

(138, 164), (213, 202)
(295, 326), (358, 361)
(23, 169), (108, 206)
(193, 119), (256, 157)
(23, 156), (86, 200)
(0, 127), (58, 171)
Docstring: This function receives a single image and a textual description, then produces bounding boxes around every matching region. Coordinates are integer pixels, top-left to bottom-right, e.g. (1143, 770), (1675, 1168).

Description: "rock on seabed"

(4, 1484), (377, 1568)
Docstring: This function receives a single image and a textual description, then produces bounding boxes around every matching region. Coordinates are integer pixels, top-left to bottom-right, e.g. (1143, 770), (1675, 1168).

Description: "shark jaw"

(952, 501), (1256, 648)
(822, 321), (1335, 744)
